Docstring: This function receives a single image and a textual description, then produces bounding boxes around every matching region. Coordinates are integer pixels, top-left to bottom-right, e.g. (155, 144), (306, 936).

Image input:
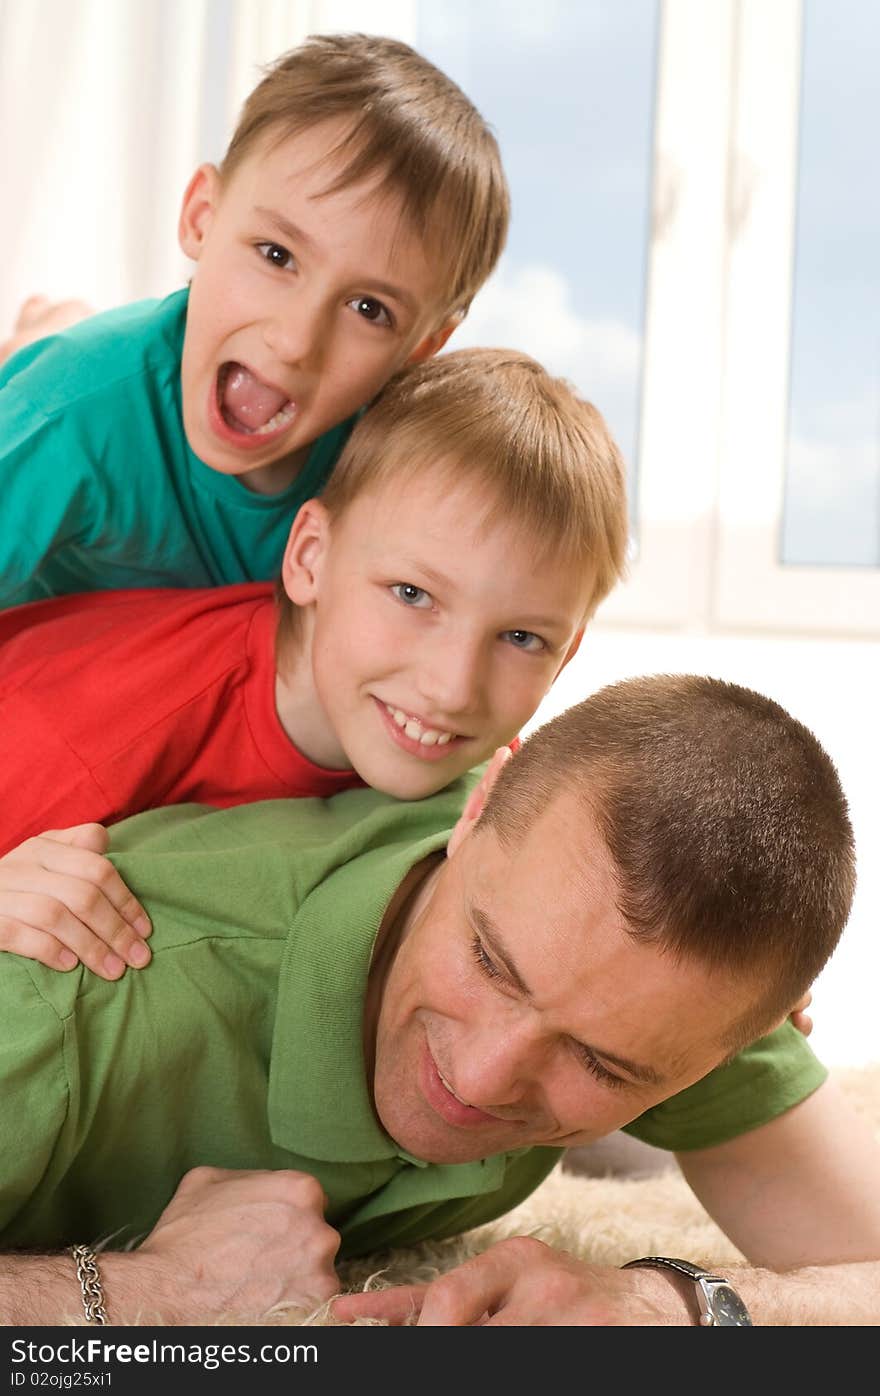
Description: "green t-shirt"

(0, 789), (826, 1259)
(0, 289), (355, 606)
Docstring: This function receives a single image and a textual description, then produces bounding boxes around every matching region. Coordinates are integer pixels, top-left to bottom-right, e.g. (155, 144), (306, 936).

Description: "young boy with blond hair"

(0, 33), (507, 605)
(0, 347), (628, 979)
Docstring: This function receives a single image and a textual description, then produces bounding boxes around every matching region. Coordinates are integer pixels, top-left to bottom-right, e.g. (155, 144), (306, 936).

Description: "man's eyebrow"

(471, 906), (666, 1088)
(253, 206), (417, 312)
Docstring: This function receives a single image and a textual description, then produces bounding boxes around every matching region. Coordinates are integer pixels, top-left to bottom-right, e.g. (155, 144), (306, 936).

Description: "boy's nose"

(262, 302), (326, 368)
(416, 633), (487, 717)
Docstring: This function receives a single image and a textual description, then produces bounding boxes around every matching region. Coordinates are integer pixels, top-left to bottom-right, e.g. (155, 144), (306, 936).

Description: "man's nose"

(453, 1019), (549, 1111)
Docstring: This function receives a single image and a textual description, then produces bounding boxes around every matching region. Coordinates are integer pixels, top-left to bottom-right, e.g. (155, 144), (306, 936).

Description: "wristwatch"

(621, 1256), (753, 1326)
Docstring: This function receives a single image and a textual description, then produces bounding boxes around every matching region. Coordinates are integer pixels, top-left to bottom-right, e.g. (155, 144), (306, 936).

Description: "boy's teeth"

(387, 704), (454, 747)
(254, 401), (296, 435)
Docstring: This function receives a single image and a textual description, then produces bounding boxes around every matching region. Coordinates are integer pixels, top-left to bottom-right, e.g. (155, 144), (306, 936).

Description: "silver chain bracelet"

(69, 1244), (108, 1325)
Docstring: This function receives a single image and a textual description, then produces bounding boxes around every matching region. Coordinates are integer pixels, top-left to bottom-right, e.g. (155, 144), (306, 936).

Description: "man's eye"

(256, 242), (294, 270)
(390, 583), (432, 608)
(574, 1045), (625, 1090)
(471, 935), (504, 982)
(503, 630), (545, 653)
(349, 296), (393, 328)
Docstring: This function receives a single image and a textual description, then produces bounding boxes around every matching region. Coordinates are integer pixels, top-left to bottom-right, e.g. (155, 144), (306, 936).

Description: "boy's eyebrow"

(471, 906), (665, 1088)
(254, 206), (418, 312)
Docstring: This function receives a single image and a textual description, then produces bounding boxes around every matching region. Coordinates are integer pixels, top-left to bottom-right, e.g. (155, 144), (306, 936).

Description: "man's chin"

(383, 1119), (522, 1165)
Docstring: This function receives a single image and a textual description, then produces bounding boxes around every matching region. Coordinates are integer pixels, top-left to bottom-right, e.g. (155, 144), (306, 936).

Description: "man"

(2, 675), (878, 1326)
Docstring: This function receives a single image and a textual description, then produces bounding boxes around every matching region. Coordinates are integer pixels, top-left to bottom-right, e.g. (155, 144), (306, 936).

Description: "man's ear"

(405, 313), (463, 366)
(447, 745), (513, 858)
(178, 164), (222, 262)
(280, 499), (332, 606)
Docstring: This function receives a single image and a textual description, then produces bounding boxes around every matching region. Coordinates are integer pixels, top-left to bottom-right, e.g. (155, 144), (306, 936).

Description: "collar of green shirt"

(267, 825), (509, 1199)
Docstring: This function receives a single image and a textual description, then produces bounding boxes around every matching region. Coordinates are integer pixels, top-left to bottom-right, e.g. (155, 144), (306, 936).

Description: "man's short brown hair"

(221, 32), (509, 317)
(478, 674), (857, 1044)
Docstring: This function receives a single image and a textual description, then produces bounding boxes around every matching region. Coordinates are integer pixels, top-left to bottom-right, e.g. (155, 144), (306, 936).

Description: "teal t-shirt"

(0, 289), (356, 606)
(0, 789), (826, 1259)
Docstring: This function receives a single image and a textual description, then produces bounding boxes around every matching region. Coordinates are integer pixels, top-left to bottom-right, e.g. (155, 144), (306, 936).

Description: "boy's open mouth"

(216, 362), (296, 436)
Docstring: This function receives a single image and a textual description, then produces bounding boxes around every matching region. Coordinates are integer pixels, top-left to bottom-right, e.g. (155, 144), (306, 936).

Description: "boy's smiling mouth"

(375, 697), (465, 759)
(212, 362), (297, 444)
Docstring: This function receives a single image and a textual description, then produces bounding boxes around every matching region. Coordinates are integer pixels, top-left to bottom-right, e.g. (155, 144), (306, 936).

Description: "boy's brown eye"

(350, 296), (392, 328)
(256, 242), (293, 270)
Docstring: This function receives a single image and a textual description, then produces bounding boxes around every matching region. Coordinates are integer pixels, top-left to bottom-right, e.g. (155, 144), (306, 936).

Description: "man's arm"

(676, 1077), (880, 1267)
(334, 1078), (880, 1327)
(330, 1237), (880, 1326)
(0, 1167), (341, 1325)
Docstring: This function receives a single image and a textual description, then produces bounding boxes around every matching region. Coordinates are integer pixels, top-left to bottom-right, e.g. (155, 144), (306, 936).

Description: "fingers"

(0, 831), (152, 978)
(42, 822), (111, 855)
(412, 1247), (519, 1325)
(334, 1250), (514, 1327)
(331, 1284), (427, 1326)
(175, 1166), (328, 1212)
(142, 1168), (342, 1322)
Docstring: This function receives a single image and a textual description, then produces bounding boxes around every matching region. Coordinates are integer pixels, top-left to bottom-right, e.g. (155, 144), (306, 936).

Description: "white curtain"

(0, 0), (415, 329)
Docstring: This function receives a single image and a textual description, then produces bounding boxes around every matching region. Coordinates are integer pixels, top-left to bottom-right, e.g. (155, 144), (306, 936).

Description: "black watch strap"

(622, 1256), (753, 1326)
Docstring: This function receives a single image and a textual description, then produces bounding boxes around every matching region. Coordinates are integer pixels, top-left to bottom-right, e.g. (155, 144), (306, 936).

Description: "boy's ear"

(447, 745), (514, 858)
(405, 313), (463, 366)
(280, 499), (332, 606)
(178, 164), (222, 262)
(551, 625), (585, 683)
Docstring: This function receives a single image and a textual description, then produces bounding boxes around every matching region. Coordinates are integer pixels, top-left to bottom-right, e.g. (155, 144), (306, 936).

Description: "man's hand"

(332, 1236), (694, 1326)
(0, 294), (94, 365)
(117, 1167), (341, 1324)
(0, 824), (152, 978)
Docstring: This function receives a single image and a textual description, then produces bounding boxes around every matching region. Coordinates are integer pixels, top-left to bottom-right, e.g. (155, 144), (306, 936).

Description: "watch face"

(708, 1283), (753, 1326)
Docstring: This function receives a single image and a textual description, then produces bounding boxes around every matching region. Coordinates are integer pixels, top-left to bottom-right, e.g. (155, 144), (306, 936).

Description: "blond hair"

(478, 674), (857, 1044)
(275, 347), (629, 651)
(220, 33), (509, 317)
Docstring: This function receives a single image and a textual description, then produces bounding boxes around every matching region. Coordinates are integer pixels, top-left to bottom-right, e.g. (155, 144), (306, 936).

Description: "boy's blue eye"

(256, 242), (294, 270)
(504, 629), (545, 653)
(349, 296), (393, 329)
(391, 583), (431, 608)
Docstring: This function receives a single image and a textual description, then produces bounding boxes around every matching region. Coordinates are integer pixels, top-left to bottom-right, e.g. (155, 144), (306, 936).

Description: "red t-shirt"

(0, 583), (364, 857)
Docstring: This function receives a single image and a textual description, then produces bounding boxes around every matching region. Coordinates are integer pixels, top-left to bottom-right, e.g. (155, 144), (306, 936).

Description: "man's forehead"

(474, 788), (617, 904)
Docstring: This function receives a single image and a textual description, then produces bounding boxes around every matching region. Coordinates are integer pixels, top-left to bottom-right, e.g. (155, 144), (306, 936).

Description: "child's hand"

(0, 824), (151, 978)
